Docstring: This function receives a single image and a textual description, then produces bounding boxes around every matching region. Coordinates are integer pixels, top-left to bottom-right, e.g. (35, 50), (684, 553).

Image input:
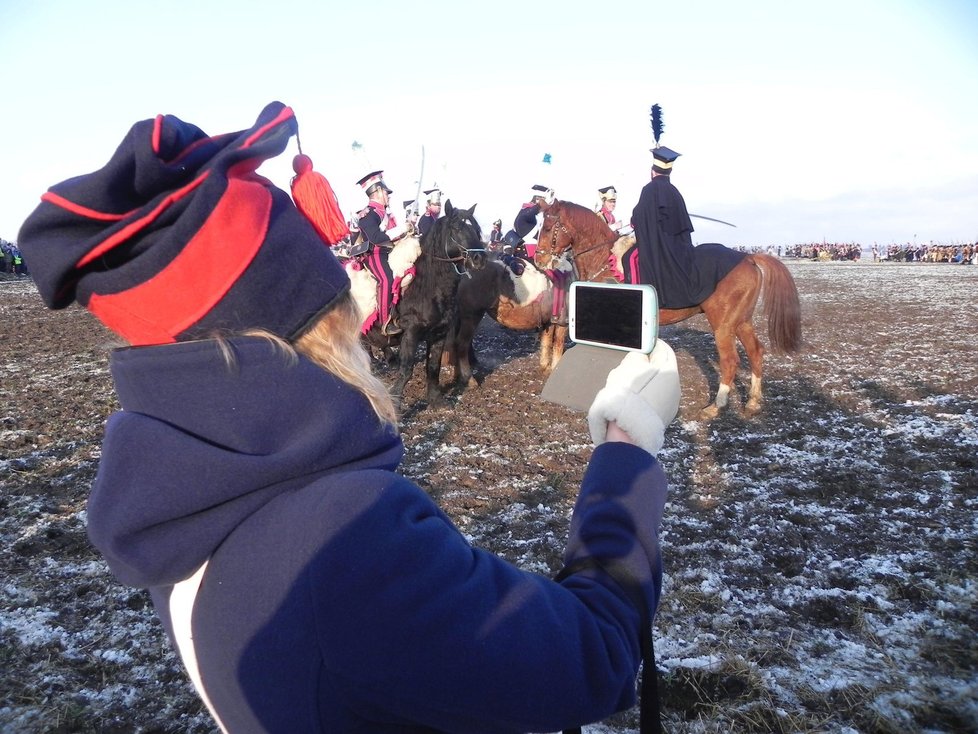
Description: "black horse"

(444, 254), (560, 391)
(364, 200), (486, 409)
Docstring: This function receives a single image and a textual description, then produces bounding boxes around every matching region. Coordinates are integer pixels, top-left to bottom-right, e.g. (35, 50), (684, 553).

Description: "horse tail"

(753, 254), (802, 354)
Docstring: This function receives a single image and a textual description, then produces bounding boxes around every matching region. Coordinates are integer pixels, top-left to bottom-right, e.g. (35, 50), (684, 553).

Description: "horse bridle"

(541, 212), (612, 280)
(432, 219), (486, 277)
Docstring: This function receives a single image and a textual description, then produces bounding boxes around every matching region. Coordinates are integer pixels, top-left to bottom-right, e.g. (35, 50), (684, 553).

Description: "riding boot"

(382, 307), (403, 336)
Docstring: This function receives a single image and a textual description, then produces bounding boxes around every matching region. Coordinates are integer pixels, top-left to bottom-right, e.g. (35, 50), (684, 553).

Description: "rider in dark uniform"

(403, 199), (419, 236)
(628, 147), (696, 305)
(356, 170), (406, 335)
(501, 184), (553, 275)
(623, 147), (745, 308)
(417, 188), (442, 238)
(488, 219), (503, 250)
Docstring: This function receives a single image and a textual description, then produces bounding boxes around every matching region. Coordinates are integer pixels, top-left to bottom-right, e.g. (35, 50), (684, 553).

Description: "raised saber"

(690, 213), (737, 227)
(413, 144), (425, 212)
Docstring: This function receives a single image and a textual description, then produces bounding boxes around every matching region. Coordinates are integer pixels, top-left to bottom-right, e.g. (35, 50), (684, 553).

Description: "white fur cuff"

(588, 386), (667, 456)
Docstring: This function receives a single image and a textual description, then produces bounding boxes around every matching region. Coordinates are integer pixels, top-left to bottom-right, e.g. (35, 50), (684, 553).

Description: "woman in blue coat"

(19, 102), (680, 733)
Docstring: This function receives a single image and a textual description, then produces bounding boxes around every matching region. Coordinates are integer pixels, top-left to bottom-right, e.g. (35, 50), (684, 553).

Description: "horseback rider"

(501, 184), (554, 275)
(621, 147), (688, 291)
(417, 188), (442, 238)
(595, 186), (631, 235)
(403, 199), (419, 237)
(355, 170), (407, 336)
(624, 145), (744, 308)
(488, 218), (503, 250)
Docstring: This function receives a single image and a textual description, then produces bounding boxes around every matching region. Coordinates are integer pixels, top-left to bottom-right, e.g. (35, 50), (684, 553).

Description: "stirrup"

(382, 315), (403, 336)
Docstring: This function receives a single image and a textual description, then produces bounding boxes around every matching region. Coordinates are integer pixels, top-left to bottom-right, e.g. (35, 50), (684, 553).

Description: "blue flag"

(542, 153), (552, 164)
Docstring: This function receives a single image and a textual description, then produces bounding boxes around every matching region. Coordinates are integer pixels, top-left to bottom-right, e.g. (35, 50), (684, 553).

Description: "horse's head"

(534, 199), (618, 279)
(534, 199), (573, 270)
(430, 200), (487, 276)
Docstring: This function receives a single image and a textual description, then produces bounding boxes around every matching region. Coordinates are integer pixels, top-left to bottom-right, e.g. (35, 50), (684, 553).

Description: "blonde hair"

(228, 292), (398, 428)
(294, 293), (398, 427)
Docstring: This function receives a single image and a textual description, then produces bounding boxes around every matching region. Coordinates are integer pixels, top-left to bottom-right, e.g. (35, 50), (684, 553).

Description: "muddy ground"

(1, 260), (976, 733)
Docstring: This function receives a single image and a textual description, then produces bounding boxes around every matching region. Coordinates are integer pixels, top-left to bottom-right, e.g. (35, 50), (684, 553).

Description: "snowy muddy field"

(1, 260), (976, 733)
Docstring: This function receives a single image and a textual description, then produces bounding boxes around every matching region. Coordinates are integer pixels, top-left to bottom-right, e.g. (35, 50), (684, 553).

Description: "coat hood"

(87, 337), (403, 587)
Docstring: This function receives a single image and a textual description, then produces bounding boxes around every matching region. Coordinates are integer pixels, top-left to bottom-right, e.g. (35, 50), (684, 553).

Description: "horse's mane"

(552, 199), (616, 244)
(422, 203), (481, 256)
(411, 202), (479, 300)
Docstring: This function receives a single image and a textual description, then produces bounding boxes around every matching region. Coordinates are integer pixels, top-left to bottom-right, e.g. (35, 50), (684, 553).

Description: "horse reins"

(431, 222), (486, 277)
(545, 214), (615, 281)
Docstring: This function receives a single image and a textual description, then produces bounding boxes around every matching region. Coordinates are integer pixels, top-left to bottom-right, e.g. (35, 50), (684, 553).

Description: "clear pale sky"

(1, 0), (976, 248)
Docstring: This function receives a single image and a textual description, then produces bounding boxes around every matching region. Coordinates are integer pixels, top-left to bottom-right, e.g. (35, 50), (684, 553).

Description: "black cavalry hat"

(651, 146), (681, 175)
(357, 171), (393, 195)
(648, 103), (681, 175)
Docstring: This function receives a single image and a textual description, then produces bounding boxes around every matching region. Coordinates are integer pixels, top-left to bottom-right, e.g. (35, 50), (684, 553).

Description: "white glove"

(617, 224), (634, 237)
(544, 189), (556, 205)
(587, 340), (681, 455)
(386, 223), (407, 241)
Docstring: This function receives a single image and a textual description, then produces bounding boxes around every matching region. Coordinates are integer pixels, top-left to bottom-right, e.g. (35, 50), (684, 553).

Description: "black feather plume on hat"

(650, 104), (664, 147)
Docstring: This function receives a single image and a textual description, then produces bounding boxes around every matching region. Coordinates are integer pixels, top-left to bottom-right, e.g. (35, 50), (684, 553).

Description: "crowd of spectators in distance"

(731, 241), (977, 264)
(871, 242), (976, 263)
(0, 239), (28, 275)
(6, 227), (976, 273)
(732, 243), (861, 260)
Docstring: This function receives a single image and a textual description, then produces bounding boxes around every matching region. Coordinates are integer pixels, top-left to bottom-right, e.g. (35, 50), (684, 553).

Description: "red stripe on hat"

(153, 114), (231, 162)
(168, 135), (221, 165)
(41, 191), (130, 222)
(87, 176), (271, 345)
(158, 105), (292, 166)
(243, 106), (294, 147)
(152, 115), (163, 154)
(72, 173), (211, 268)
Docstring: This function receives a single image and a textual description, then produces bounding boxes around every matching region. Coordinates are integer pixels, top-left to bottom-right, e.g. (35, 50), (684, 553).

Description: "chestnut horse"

(534, 199), (802, 417)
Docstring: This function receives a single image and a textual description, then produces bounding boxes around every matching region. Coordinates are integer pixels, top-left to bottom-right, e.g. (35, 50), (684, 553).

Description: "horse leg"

(737, 320), (765, 415)
(702, 327), (739, 419)
(390, 328), (420, 410)
(549, 324), (569, 372)
(453, 312), (484, 390)
(700, 259), (765, 418)
(424, 331), (449, 406)
(539, 325), (554, 372)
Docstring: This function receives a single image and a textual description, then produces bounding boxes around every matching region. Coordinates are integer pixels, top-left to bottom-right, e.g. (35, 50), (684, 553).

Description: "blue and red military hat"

(18, 101), (350, 346)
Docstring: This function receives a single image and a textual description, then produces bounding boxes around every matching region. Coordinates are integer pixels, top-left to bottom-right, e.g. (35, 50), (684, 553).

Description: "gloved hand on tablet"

(587, 339), (681, 456)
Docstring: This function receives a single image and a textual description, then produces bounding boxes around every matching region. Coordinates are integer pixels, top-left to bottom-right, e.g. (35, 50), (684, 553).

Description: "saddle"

(501, 257), (575, 326)
(348, 234), (370, 257)
(610, 233), (635, 282)
(345, 237), (422, 333)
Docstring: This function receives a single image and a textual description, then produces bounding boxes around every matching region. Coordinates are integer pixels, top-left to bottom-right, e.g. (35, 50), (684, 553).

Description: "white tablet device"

(568, 282), (658, 354)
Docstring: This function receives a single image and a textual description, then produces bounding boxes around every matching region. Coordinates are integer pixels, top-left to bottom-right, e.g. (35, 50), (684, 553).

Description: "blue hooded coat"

(86, 336), (668, 733)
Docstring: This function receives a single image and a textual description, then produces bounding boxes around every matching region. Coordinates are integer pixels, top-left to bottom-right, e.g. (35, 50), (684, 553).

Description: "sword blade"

(690, 213), (737, 227)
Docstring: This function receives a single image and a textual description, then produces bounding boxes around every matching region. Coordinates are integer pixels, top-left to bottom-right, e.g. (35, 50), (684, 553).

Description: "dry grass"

(2, 263), (977, 732)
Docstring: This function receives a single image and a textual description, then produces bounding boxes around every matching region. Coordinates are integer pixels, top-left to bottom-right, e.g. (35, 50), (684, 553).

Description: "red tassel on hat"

(291, 153), (350, 246)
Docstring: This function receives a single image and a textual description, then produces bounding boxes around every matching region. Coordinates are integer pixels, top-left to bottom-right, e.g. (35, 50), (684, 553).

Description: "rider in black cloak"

(626, 105), (745, 308)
